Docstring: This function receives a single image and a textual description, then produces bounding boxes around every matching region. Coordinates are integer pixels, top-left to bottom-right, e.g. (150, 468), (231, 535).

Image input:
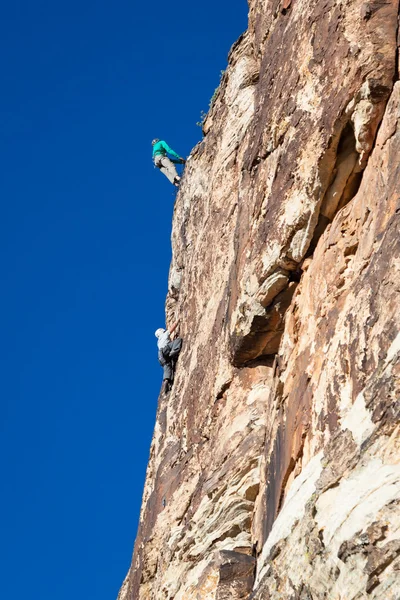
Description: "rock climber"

(152, 139), (186, 187)
(155, 320), (182, 393)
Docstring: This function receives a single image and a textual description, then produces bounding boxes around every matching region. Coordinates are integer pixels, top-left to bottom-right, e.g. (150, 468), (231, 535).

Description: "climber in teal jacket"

(152, 139), (186, 187)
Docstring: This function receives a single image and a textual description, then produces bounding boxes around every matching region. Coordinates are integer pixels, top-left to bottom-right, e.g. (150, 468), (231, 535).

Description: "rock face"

(120, 0), (400, 598)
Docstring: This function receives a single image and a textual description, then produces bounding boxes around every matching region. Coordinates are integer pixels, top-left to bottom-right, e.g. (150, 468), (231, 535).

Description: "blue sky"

(0, 1), (247, 598)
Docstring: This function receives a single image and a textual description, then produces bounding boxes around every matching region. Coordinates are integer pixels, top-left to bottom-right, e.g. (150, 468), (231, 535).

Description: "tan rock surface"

(120, 0), (400, 598)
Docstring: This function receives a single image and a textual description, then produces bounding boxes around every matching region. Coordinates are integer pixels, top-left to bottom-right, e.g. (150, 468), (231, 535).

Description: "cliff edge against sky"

(119, 0), (400, 597)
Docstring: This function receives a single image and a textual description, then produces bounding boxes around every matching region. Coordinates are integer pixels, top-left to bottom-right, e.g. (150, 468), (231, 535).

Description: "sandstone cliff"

(120, 0), (400, 597)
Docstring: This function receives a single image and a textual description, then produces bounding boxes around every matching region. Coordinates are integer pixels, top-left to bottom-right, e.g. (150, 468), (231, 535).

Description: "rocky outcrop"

(120, 0), (400, 597)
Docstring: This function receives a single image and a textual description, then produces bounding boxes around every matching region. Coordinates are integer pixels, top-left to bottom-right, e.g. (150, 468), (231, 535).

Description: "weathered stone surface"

(119, 0), (400, 598)
(253, 82), (400, 599)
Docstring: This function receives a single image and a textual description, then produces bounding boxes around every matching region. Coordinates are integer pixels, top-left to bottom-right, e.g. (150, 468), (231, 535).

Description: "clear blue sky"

(1, 1), (247, 598)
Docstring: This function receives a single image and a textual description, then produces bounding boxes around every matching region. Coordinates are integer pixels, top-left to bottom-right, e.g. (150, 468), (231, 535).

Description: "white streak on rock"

(316, 457), (400, 555)
(256, 451), (323, 584)
(341, 391), (375, 447)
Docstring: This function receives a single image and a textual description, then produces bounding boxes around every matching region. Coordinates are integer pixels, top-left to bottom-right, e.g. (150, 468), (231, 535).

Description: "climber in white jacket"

(155, 320), (182, 393)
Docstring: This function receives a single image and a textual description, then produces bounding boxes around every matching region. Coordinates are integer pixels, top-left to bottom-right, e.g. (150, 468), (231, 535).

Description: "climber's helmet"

(152, 139), (160, 146)
(155, 328), (165, 338)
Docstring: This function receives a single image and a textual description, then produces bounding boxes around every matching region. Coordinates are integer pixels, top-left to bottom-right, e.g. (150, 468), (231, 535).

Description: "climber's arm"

(169, 320), (179, 335)
(163, 141), (183, 161)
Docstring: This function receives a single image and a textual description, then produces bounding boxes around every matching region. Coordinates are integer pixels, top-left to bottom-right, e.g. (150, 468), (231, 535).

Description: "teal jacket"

(152, 140), (181, 160)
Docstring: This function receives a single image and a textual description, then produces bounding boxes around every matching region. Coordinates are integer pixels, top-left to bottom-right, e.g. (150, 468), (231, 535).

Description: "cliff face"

(120, 0), (400, 598)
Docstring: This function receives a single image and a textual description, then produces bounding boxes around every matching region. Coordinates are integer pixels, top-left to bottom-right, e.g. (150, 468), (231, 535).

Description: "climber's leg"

(158, 156), (179, 185)
(162, 360), (173, 381)
(162, 378), (172, 394)
(169, 337), (182, 361)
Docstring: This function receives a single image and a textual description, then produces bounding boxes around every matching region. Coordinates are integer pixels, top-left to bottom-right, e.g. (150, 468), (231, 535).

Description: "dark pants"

(158, 338), (182, 381)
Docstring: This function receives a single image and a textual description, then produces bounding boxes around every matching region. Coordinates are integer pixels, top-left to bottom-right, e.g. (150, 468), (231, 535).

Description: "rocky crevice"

(231, 72), (396, 368)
